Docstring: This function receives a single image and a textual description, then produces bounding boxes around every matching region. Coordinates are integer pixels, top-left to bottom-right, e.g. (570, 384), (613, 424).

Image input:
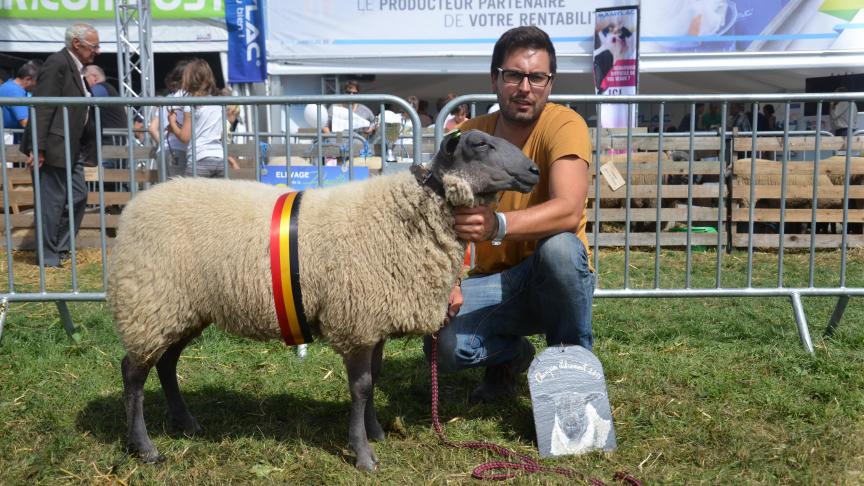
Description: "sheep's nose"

(529, 166), (540, 175)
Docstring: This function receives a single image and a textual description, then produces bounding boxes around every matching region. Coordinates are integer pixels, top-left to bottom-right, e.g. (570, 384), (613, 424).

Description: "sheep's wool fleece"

(109, 175), (465, 363)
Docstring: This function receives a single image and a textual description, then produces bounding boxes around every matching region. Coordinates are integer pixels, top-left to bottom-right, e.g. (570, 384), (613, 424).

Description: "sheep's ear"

(440, 129), (461, 158)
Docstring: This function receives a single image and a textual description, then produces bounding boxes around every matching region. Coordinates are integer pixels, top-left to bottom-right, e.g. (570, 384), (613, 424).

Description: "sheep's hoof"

(175, 417), (202, 437)
(355, 457), (378, 472)
(133, 448), (165, 464)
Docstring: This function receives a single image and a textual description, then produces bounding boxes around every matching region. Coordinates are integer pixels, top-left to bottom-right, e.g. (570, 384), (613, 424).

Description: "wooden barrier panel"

(588, 153), (726, 248)
(729, 156), (864, 247)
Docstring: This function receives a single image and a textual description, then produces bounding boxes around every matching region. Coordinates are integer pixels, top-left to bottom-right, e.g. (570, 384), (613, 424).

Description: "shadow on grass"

(75, 352), (538, 462)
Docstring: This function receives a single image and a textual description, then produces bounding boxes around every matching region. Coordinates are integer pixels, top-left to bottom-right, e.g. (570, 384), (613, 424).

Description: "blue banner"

(225, 0), (267, 83)
(260, 166), (369, 190)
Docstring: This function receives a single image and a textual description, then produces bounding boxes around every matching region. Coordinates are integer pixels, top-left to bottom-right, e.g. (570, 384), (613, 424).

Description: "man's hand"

(454, 206), (497, 242)
(444, 281), (463, 325)
(26, 151), (45, 169)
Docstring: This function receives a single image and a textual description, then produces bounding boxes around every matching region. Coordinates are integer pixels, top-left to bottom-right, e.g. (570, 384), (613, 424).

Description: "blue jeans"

(426, 232), (596, 373)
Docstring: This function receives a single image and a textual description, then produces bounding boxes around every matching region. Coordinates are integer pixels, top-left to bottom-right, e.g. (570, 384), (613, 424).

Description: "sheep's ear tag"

(443, 129), (461, 157)
(528, 345), (617, 458)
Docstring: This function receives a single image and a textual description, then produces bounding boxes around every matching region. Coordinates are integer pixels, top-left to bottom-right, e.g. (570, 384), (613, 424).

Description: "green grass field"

(1, 248), (862, 485)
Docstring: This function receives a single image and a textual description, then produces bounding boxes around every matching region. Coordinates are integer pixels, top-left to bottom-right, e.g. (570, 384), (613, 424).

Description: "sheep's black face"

(435, 130), (539, 196)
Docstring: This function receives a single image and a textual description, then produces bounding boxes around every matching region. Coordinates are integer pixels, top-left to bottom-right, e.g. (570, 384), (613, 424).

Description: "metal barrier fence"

(1, 92), (861, 354)
(437, 93), (863, 354)
(0, 94), (421, 341)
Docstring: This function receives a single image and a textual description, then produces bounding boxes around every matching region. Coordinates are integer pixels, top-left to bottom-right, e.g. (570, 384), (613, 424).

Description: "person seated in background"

(444, 103), (469, 132)
(324, 80), (375, 135)
(82, 65), (128, 145)
(677, 103), (704, 132)
(759, 104), (776, 132)
(405, 95), (432, 127)
(701, 103), (721, 129)
(435, 92), (456, 127)
(830, 87), (857, 137)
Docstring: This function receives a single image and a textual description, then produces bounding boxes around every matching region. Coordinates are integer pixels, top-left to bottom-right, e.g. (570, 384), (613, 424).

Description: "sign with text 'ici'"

(260, 166), (369, 190)
(225, 0), (267, 83)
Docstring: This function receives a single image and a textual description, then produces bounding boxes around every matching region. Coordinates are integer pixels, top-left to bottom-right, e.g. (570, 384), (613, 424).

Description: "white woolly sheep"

(108, 130), (539, 471)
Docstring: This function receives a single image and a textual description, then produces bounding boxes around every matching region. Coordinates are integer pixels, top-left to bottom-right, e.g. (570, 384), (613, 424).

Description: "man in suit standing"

(20, 23), (99, 267)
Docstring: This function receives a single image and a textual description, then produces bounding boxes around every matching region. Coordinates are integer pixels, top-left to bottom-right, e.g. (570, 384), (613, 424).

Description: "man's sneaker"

(468, 338), (536, 404)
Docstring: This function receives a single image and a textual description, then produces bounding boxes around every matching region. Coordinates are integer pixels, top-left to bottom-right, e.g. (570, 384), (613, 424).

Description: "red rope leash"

(429, 334), (641, 485)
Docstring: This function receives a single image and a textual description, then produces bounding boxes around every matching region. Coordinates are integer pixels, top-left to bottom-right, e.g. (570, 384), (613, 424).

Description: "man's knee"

(423, 331), (461, 374)
(535, 233), (590, 277)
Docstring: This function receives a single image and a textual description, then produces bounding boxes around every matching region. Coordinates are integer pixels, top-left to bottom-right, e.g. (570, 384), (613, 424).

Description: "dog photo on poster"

(593, 5), (639, 129)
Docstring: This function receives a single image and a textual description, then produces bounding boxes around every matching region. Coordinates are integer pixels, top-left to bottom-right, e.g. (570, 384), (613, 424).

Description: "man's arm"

(454, 155), (590, 242)
(31, 55), (65, 147)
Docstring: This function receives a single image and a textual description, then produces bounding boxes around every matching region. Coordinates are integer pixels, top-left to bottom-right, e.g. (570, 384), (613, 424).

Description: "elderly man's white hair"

(83, 64), (106, 82)
(65, 23), (97, 49)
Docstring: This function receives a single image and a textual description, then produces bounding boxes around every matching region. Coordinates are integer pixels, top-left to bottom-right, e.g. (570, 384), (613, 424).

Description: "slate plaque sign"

(528, 345), (617, 458)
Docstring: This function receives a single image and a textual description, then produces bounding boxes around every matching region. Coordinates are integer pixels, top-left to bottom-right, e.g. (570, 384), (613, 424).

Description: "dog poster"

(593, 6), (639, 128)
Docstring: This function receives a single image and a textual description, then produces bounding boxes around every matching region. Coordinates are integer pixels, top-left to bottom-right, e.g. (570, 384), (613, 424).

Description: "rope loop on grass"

(430, 333), (640, 485)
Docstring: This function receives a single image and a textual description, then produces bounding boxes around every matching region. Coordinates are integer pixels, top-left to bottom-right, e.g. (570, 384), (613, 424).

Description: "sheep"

(107, 129), (539, 471)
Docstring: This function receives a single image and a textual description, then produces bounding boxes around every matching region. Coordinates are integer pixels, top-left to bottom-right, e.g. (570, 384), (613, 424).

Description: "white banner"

(266, 0), (864, 59)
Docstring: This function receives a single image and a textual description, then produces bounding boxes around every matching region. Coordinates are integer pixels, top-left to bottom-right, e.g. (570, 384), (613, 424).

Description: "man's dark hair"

(490, 26), (557, 76)
(17, 61), (40, 80)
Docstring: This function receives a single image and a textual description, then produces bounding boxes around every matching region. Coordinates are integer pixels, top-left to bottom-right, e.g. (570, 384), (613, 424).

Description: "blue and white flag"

(225, 0), (267, 83)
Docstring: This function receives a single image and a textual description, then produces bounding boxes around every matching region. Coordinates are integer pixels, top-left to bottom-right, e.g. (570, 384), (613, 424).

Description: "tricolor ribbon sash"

(269, 191), (313, 346)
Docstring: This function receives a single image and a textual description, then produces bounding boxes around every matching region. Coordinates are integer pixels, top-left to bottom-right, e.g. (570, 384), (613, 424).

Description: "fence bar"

(0, 113), (13, 293)
(593, 102), (601, 275)
(94, 107), (109, 291)
(126, 106), (137, 196)
(715, 103), (728, 288)
(315, 104), (323, 186)
(808, 101), (823, 288)
(746, 105), (759, 288)
(777, 104), (791, 287)
(839, 104), (853, 288)
(623, 103), (633, 289)
(156, 104), (167, 182)
(653, 103), (665, 289)
(61, 107), (79, 292)
(685, 102), (695, 288)
(253, 104), (262, 182)
(28, 107), (47, 291)
(348, 98), (355, 180)
(789, 292), (815, 353)
(221, 105), (230, 179)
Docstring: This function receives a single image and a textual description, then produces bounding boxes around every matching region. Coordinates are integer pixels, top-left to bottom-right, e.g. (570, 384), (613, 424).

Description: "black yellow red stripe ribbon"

(269, 191), (313, 346)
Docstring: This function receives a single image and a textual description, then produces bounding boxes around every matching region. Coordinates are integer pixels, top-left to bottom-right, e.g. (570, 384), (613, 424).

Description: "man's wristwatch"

(491, 212), (507, 246)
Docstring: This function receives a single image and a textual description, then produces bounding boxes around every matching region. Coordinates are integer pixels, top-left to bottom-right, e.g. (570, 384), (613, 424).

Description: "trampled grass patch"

(1, 248), (863, 484)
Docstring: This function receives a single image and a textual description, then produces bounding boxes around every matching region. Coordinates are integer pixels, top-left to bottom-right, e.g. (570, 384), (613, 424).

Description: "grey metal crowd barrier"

(0, 94), (421, 342)
(437, 93), (863, 354)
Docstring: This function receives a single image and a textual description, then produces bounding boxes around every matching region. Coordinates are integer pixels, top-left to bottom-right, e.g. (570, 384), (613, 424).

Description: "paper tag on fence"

(600, 162), (625, 191)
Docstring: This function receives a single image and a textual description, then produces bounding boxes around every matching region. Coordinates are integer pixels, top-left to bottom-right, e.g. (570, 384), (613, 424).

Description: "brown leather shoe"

(468, 338), (535, 404)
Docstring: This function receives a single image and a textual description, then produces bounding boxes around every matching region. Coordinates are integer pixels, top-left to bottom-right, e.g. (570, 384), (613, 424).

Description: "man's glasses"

(497, 67), (554, 88)
(346, 90), (359, 95)
(79, 39), (101, 50)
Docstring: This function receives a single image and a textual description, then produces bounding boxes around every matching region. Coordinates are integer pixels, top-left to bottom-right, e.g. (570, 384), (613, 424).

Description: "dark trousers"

(31, 164), (87, 266)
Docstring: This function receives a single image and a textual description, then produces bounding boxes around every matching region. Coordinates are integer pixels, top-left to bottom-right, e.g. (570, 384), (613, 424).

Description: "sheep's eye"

(472, 142), (490, 152)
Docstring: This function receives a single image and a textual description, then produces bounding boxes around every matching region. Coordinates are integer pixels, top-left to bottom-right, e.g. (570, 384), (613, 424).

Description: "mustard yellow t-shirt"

(459, 103), (592, 275)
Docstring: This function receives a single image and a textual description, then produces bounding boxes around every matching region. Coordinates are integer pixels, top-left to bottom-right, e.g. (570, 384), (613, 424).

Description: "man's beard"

(499, 96), (545, 125)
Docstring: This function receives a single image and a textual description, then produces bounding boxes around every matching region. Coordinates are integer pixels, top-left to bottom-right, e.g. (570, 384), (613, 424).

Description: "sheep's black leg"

(156, 337), (201, 436)
(122, 355), (163, 463)
(343, 346), (378, 471)
(364, 339), (386, 442)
